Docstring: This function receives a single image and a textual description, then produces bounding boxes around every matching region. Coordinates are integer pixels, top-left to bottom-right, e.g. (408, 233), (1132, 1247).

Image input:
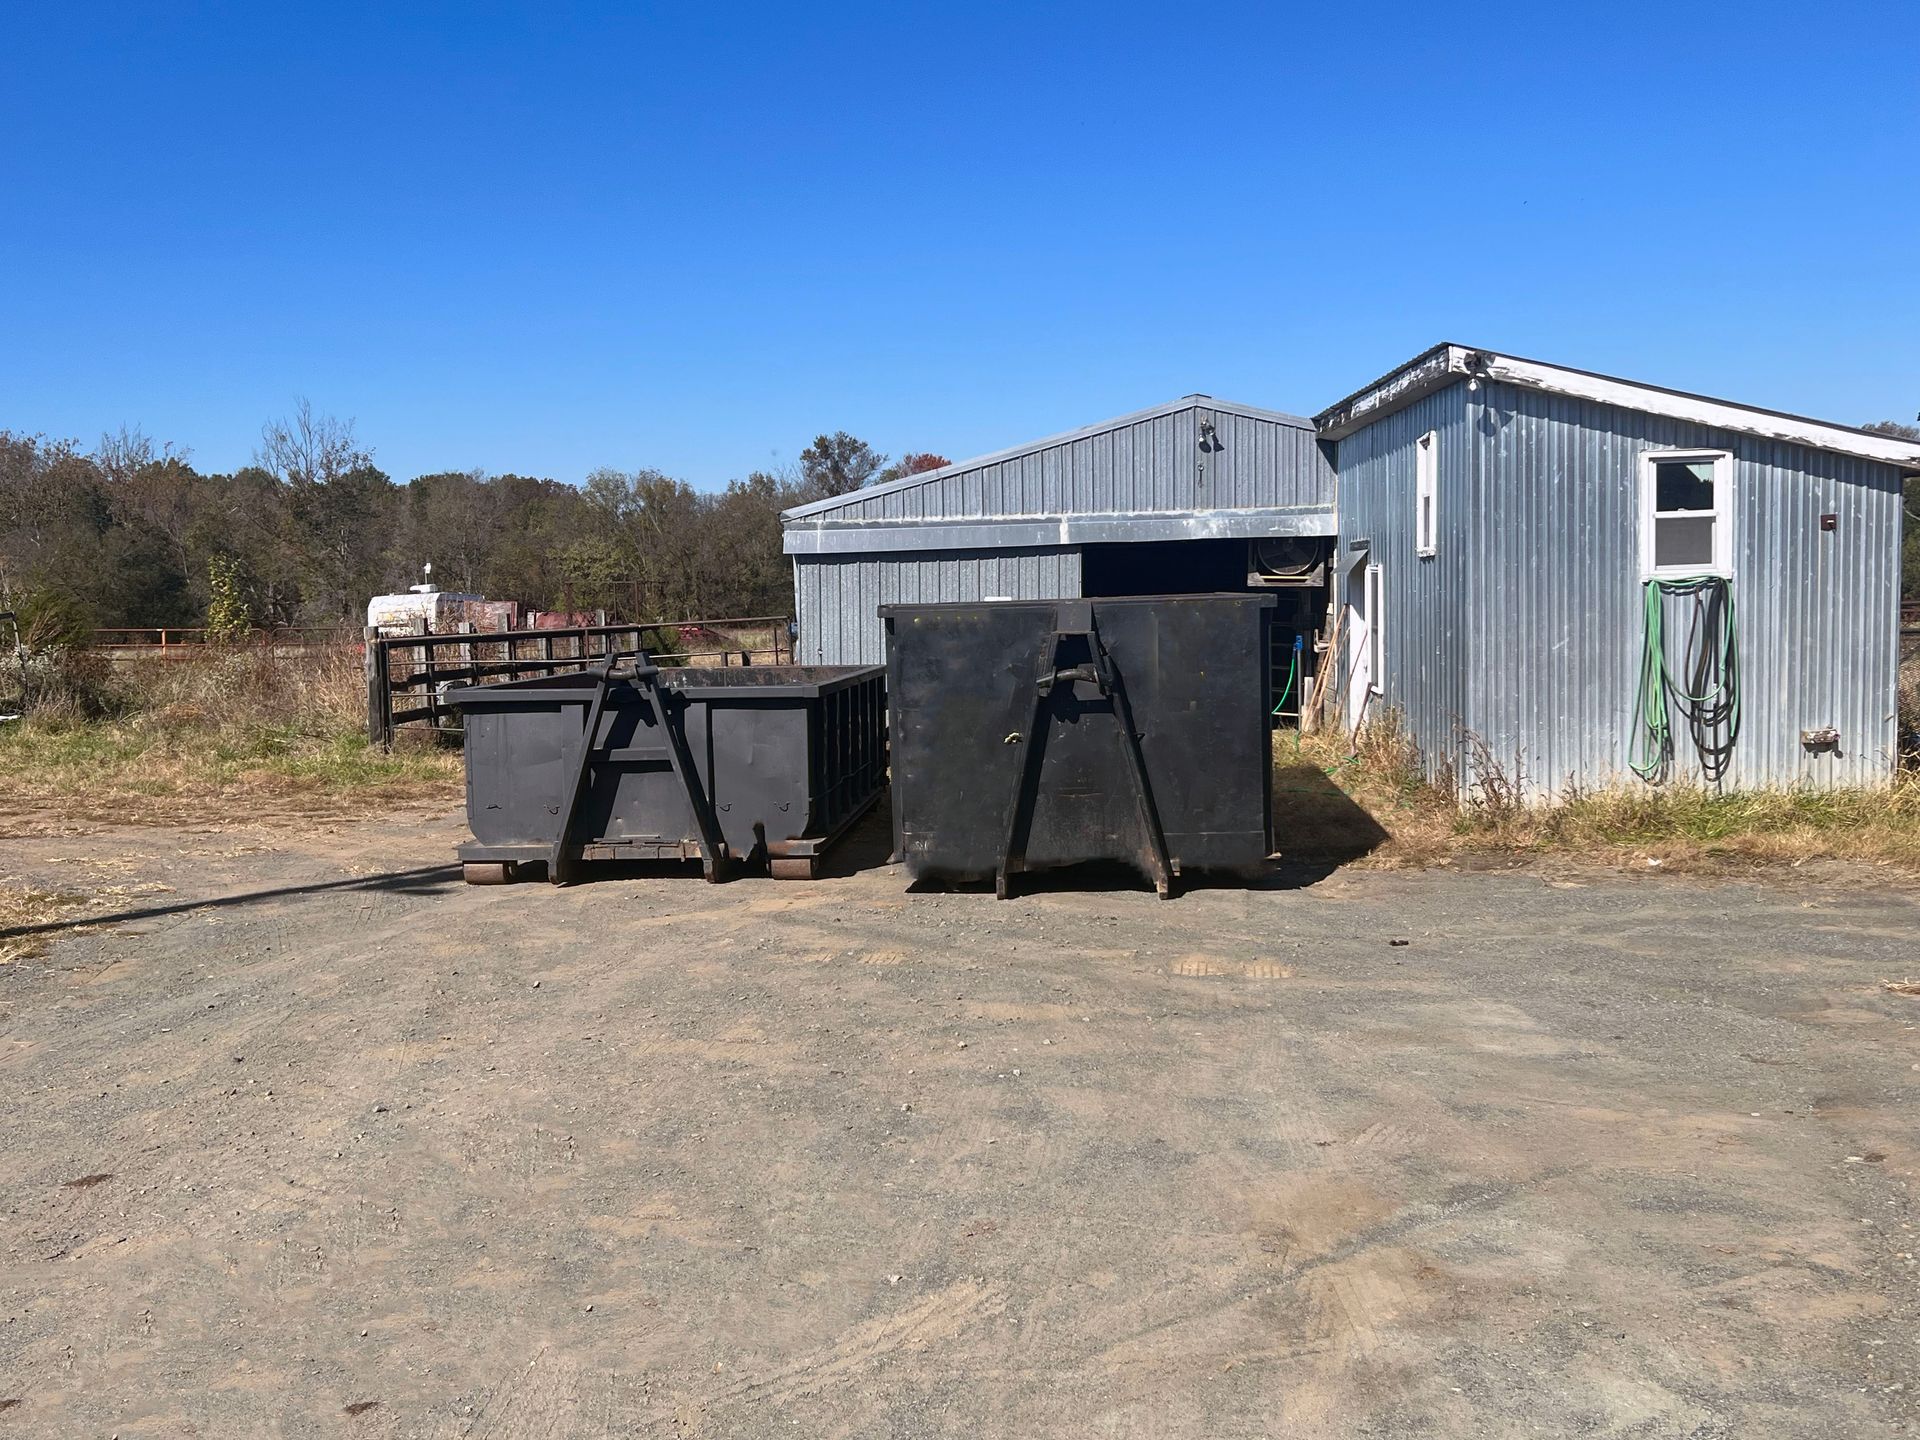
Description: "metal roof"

(1314, 343), (1920, 467)
(781, 395), (1316, 522)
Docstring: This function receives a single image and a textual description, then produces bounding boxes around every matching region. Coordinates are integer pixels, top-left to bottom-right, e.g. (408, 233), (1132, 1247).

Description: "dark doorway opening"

(1079, 539), (1328, 729)
(1081, 539), (1247, 596)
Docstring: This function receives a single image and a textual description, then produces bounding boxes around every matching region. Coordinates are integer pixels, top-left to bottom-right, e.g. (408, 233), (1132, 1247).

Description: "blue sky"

(3, 2), (1916, 487)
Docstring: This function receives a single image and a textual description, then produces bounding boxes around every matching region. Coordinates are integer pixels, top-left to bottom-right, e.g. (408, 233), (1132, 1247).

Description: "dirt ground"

(2, 802), (1917, 1438)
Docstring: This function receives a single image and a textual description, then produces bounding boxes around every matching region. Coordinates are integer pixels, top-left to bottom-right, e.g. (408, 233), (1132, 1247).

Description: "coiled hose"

(1629, 576), (1740, 784)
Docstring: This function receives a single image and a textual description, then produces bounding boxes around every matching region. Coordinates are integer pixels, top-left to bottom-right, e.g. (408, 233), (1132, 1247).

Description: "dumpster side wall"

(794, 547), (1081, 666)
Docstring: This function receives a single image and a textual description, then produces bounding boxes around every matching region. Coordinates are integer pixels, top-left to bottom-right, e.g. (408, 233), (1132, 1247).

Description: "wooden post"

(364, 628), (393, 747)
(421, 633), (437, 729)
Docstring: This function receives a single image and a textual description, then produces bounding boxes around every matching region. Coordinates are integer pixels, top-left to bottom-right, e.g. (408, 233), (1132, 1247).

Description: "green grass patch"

(0, 716), (461, 819)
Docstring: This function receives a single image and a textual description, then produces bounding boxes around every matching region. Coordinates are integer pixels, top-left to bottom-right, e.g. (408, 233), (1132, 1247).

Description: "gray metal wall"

(1464, 382), (1905, 796)
(1330, 382), (1473, 777)
(794, 547), (1082, 665)
(801, 402), (1333, 524)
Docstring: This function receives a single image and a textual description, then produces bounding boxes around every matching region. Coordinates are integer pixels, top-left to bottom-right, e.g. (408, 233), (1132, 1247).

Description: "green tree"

(204, 554), (252, 643)
(1863, 420), (1920, 604)
(254, 401), (397, 620)
(797, 432), (885, 503)
(699, 471), (803, 618)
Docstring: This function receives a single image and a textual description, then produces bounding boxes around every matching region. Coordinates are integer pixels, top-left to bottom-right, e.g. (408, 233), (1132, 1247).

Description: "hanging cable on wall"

(1629, 576), (1740, 784)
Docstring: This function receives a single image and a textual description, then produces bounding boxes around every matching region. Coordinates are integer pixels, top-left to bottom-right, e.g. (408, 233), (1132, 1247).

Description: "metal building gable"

(781, 394), (1316, 524)
(782, 395), (1336, 556)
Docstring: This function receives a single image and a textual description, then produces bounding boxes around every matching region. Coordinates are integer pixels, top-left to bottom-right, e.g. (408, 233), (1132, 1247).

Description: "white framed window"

(1365, 563), (1384, 694)
(1415, 430), (1438, 557)
(1639, 450), (1733, 578)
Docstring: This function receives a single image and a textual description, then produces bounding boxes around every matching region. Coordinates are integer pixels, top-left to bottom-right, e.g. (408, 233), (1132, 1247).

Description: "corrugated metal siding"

(794, 548), (1082, 665)
(1466, 381), (1904, 796)
(1331, 383), (1472, 778)
(810, 403), (1333, 524)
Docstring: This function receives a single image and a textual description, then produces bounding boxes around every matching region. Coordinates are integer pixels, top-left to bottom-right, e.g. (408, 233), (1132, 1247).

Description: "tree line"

(0, 401), (948, 638)
(1862, 421), (1920, 608)
(5, 402), (1913, 644)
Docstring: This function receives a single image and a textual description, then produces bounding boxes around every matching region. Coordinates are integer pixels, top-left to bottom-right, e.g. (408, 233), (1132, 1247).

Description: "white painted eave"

(783, 505), (1338, 555)
(1316, 345), (1920, 468)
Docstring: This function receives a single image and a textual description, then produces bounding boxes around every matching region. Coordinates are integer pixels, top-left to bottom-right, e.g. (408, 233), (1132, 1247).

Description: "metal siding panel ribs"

(788, 398), (1341, 528)
(792, 548), (1082, 666)
(1330, 382), (1473, 784)
(784, 399), (1336, 665)
(1465, 381), (1901, 798)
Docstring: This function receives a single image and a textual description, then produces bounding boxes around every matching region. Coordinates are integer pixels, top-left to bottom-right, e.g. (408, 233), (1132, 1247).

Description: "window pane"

(1654, 514), (1715, 569)
(1655, 459), (1716, 512)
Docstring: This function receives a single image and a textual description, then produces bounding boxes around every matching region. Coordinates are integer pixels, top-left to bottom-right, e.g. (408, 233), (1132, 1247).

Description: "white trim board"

(784, 505), (1339, 556)
(1316, 344), (1920, 468)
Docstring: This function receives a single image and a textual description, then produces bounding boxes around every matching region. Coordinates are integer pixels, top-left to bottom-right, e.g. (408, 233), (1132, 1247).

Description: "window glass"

(1415, 431), (1437, 556)
(1642, 451), (1730, 578)
(1365, 564), (1384, 693)
(1654, 515), (1715, 568)
(1655, 460), (1716, 512)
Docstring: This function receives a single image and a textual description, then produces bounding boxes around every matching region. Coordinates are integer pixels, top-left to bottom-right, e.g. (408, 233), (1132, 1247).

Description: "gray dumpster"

(447, 657), (886, 884)
(882, 594), (1274, 899)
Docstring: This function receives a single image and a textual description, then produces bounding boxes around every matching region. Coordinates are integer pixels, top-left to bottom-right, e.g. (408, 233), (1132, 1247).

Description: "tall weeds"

(115, 642), (370, 736)
(1282, 711), (1920, 874)
(0, 643), (458, 819)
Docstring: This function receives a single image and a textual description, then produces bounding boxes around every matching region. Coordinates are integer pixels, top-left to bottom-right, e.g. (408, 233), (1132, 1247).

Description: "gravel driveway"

(2, 806), (1916, 1437)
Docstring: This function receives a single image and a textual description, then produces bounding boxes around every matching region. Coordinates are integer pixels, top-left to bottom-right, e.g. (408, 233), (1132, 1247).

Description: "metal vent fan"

(1247, 537), (1328, 587)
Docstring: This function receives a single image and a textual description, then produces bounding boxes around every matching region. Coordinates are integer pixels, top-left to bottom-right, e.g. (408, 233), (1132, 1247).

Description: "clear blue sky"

(4, 1), (1916, 488)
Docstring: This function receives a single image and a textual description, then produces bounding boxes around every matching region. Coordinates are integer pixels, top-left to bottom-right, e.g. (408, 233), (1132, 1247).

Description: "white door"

(1345, 571), (1371, 728)
(1345, 560), (1381, 732)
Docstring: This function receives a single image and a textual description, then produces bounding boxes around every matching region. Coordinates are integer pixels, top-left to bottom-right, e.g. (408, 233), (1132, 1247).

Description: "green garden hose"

(1270, 642), (1299, 717)
(1629, 576), (1740, 784)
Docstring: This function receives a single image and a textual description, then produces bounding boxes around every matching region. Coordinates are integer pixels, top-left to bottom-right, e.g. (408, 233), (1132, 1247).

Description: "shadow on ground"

(454, 771), (1393, 900)
(891, 768), (1395, 900)
(1272, 762), (1392, 864)
(0, 864), (464, 938)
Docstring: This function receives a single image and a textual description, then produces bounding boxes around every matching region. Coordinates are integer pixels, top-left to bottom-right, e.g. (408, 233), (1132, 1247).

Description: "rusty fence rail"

(94, 626), (355, 657)
(365, 616), (793, 746)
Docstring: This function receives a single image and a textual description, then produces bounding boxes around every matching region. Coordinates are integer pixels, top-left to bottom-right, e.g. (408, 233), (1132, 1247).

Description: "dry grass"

(1884, 979), (1920, 997)
(1901, 649), (1920, 764)
(1278, 719), (1920, 875)
(0, 644), (461, 826)
(119, 641), (372, 731)
(0, 883), (89, 964)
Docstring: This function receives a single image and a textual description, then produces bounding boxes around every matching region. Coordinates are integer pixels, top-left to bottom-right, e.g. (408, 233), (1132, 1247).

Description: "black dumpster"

(882, 594), (1274, 898)
(446, 657), (886, 884)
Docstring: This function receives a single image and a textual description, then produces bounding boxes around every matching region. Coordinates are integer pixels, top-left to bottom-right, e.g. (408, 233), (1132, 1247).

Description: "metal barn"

(783, 395), (1339, 719)
(784, 347), (1920, 796)
(1320, 345), (1918, 796)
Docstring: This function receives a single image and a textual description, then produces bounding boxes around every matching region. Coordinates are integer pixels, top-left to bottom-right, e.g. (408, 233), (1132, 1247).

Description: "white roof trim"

(1316, 344), (1920, 467)
(780, 395), (1316, 522)
(784, 505), (1338, 555)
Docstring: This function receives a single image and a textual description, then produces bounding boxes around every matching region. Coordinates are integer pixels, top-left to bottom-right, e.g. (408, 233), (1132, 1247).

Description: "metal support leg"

(1088, 635), (1173, 899)
(633, 659), (731, 882)
(548, 655), (617, 884)
(996, 603), (1174, 900)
